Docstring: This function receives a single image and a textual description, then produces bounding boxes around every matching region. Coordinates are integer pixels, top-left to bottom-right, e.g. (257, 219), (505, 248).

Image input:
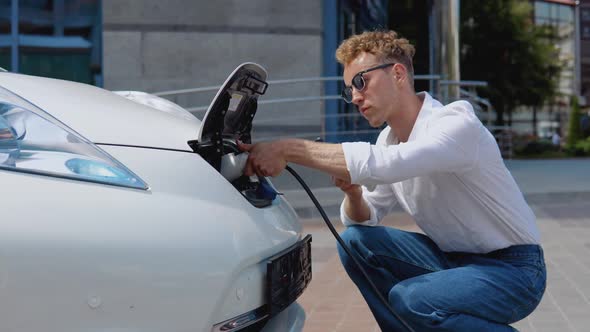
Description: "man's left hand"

(238, 140), (287, 177)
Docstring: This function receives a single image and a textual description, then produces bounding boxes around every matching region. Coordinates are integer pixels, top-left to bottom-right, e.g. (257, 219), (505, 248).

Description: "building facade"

(0, 0), (102, 85)
(1, 0), (325, 139)
(526, 0), (577, 138)
(1, 1), (581, 142)
(101, 0), (324, 136)
(580, 0), (590, 103)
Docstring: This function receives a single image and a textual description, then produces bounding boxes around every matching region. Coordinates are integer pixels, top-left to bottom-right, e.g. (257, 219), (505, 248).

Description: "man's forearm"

(276, 138), (371, 222)
(343, 191), (371, 223)
(280, 139), (351, 181)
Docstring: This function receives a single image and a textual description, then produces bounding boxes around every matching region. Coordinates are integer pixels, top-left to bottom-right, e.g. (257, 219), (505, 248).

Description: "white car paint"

(0, 73), (200, 151)
(0, 72), (307, 331)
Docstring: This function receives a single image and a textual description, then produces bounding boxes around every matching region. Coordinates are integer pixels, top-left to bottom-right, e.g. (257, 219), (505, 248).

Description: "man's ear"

(392, 63), (406, 82)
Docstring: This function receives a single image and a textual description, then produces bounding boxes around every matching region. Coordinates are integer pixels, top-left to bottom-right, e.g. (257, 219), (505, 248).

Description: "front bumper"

(260, 302), (305, 332)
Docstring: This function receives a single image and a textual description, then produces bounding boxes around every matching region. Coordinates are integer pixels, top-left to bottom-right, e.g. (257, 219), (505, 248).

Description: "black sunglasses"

(341, 63), (396, 103)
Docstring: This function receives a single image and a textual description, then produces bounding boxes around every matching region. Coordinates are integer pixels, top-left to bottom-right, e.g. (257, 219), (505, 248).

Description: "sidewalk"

(293, 159), (590, 332)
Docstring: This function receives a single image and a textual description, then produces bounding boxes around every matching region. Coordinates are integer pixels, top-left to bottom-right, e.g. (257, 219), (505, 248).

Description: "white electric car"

(0, 63), (311, 332)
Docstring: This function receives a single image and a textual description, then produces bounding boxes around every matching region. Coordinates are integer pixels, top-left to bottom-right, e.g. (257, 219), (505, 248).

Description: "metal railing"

(185, 95), (343, 113)
(152, 74), (489, 112)
(154, 74), (443, 110)
(152, 76), (345, 97)
(150, 75), (512, 158)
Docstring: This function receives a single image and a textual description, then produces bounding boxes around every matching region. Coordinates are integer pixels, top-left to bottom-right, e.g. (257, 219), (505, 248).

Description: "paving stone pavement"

(297, 197), (590, 332)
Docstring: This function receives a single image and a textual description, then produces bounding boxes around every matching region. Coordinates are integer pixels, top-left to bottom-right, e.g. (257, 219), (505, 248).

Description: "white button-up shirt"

(341, 92), (540, 253)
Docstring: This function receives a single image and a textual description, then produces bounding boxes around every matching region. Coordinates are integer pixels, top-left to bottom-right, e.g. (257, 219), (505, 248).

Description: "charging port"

(188, 63), (271, 208)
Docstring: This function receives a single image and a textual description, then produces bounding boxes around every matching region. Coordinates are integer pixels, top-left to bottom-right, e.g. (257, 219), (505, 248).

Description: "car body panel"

(0, 72), (200, 151)
(0, 72), (307, 331)
(0, 145), (302, 331)
(261, 303), (306, 332)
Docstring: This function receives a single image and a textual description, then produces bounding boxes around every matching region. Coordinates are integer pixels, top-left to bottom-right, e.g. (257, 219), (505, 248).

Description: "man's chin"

(362, 113), (384, 128)
(367, 119), (385, 128)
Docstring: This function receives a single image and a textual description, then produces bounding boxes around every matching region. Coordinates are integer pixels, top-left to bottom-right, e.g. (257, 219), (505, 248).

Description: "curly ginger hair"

(335, 30), (416, 81)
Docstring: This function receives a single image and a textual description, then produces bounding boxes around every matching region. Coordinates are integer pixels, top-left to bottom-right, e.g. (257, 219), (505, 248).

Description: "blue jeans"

(337, 225), (546, 332)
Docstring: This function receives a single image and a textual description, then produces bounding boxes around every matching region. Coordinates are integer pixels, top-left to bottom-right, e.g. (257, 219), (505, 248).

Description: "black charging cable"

(285, 165), (416, 332)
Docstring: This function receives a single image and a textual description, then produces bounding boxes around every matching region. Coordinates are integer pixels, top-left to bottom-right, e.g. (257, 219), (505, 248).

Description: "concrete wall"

(102, 0), (325, 135)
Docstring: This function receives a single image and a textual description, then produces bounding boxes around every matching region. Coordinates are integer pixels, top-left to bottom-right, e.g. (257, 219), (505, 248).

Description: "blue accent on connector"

(257, 177), (279, 201)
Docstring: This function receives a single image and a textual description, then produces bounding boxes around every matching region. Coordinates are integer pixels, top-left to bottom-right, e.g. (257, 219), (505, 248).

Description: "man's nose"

(351, 88), (364, 105)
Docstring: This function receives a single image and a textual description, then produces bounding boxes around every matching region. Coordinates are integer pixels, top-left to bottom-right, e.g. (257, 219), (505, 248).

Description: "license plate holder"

(266, 234), (312, 317)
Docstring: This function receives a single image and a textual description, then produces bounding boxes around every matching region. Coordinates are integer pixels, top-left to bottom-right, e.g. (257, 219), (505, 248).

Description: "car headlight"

(0, 85), (148, 190)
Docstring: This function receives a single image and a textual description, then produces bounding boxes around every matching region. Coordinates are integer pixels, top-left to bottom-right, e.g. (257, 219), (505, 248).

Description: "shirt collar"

(407, 91), (434, 141)
(386, 91), (435, 145)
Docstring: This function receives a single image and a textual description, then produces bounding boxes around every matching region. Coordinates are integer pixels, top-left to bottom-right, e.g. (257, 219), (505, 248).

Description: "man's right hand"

(333, 176), (371, 222)
(332, 176), (362, 197)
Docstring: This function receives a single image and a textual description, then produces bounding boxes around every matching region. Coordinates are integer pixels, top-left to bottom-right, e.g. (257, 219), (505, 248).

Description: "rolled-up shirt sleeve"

(342, 101), (480, 187)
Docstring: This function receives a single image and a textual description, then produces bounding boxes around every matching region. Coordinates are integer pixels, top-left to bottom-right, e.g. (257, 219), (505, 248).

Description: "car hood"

(0, 72), (200, 151)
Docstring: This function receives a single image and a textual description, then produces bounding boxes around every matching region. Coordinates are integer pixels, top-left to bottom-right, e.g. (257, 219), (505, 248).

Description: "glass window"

(0, 0), (101, 85)
(558, 5), (573, 23)
(548, 3), (558, 20)
(18, 0), (53, 35)
(535, 1), (549, 19)
(0, 48), (9, 71)
(536, 17), (549, 26)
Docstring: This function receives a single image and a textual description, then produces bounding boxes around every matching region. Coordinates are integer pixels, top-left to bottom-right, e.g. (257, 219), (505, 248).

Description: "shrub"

(572, 137), (590, 156)
(515, 139), (555, 156)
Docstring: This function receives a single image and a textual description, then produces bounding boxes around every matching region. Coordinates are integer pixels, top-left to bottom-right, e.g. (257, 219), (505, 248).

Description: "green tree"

(460, 0), (562, 126)
(567, 95), (581, 150)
